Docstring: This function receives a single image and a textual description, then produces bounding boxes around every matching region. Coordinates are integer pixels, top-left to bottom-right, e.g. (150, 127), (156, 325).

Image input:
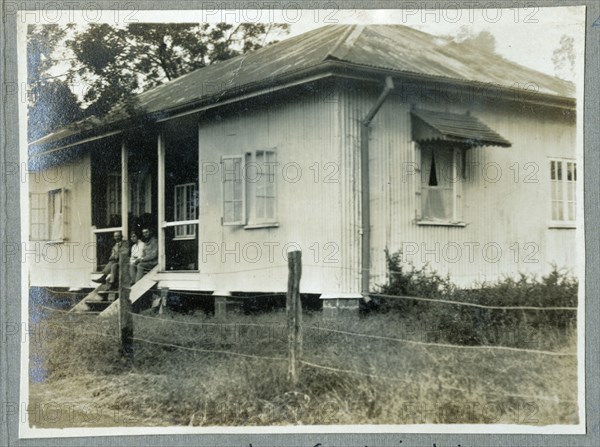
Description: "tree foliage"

(448, 26), (496, 54)
(28, 22), (289, 141)
(27, 24), (83, 141)
(552, 34), (575, 81)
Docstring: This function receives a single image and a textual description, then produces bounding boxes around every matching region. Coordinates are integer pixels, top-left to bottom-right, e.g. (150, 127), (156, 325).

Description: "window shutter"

(30, 192), (48, 240)
(413, 142), (422, 221)
(62, 188), (69, 241)
(221, 155), (245, 225)
(48, 188), (67, 241)
(454, 148), (463, 222)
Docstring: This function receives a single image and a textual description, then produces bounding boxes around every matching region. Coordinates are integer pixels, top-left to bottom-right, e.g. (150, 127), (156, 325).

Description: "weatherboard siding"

(196, 88), (347, 294)
(26, 84), (577, 295)
(28, 153), (94, 288)
(340, 84), (577, 289)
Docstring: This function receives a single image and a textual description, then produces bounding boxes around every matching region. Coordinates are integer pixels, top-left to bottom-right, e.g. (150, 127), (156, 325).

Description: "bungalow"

(27, 24), (578, 313)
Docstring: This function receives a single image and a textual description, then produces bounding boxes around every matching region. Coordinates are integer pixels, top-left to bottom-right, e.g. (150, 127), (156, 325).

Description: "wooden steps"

(98, 265), (160, 318)
(69, 284), (115, 313)
(70, 266), (160, 316)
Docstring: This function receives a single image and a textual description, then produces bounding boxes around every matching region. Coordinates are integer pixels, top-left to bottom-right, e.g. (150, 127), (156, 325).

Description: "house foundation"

(213, 291), (243, 317)
(320, 294), (363, 318)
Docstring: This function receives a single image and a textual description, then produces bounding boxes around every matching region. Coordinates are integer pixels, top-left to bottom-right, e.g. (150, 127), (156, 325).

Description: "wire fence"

(301, 324), (576, 357)
(370, 292), (578, 311)
(32, 254), (579, 408)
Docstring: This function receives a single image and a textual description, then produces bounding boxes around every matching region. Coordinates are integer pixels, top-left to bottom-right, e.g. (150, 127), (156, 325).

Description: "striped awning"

(411, 109), (512, 148)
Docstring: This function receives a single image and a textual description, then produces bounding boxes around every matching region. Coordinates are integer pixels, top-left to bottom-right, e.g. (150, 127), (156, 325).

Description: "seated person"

(132, 227), (158, 282)
(93, 231), (129, 290)
(129, 231), (145, 285)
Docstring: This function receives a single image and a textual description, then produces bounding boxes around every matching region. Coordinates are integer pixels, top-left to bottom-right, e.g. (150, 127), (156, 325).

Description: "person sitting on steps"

(132, 227), (158, 283)
(92, 231), (129, 290)
(129, 231), (145, 285)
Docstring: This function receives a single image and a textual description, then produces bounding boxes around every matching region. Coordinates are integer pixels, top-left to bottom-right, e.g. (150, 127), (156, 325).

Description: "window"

(417, 145), (463, 224)
(221, 149), (277, 227)
(106, 172), (121, 226)
(30, 188), (68, 241)
(253, 149), (277, 224)
(130, 174), (151, 217)
(174, 182), (198, 239)
(550, 159), (576, 224)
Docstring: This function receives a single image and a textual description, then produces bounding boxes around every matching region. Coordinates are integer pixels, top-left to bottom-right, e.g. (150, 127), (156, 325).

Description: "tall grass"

(31, 305), (578, 427)
(30, 251), (578, 426)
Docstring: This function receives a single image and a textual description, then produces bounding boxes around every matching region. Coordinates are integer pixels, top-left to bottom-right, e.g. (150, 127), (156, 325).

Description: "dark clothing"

(102, 240), (130, 287)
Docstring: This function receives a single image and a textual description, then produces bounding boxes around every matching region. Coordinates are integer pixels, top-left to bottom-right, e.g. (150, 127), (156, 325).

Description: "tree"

(27, 22), (289, 140)
(552, 35), (575, 81)
(447, 26), (497, 54)
(65, 22), (289, 117)
(27, 24), (84, 141)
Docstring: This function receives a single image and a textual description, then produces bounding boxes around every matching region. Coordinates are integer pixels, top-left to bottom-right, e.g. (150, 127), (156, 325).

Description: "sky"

(282, 6), (585, 81)
(30, 4), (586, 102)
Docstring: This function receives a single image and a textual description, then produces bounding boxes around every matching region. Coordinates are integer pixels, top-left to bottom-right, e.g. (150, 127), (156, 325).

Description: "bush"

(375, 250), (578, 348)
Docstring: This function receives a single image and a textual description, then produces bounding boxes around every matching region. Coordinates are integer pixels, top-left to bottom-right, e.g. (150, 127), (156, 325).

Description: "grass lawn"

(27, 306), (578, 428)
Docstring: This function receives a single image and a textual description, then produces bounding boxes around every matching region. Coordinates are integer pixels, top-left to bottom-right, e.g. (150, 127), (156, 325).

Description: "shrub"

(375, 250), (578, 348)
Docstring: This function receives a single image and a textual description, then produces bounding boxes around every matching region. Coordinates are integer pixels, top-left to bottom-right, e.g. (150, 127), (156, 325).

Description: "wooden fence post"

(118, 249), (133, 360)
(286, 249), (302, 384)
(159, 287), (169, 315)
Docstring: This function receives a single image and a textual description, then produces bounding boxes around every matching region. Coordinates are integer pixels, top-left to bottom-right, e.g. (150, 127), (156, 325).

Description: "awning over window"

(411, 109), (512, 148)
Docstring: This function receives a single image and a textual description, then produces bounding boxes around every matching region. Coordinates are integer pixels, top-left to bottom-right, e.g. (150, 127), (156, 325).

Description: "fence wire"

(302, 324), (576, 357)
(371, 293), (577, 311)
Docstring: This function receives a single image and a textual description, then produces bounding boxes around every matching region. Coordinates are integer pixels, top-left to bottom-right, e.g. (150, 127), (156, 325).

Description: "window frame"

(549, 158), (577, 228)
(173, 182), (198, 240)
(172, 182), (200, 241)
(30, 188), (68, 243)
(415, 143), (465, 227)
(106, 172), (122, 226)
(130, 173), (152, 217)
(220, 149), (279, 229)
(246, 148), (278, 227)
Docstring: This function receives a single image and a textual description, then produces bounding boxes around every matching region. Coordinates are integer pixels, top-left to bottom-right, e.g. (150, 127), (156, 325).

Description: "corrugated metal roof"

(411, 109), (512, 148)
(330, 26), (574, 98)
(31, 24), (574, 150)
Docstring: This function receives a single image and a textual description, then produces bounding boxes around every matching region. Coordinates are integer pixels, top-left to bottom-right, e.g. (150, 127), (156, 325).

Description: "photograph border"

(2, 0), (599, 446)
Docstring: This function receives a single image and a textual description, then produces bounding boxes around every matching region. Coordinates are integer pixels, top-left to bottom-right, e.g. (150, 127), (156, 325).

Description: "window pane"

(567, 162), (574, 181)
(266, 197), (275, 218)
(422, 188), (453, 220)
(265, 179), (275, 197)
(568, 180), (576, 221)
(428, 153), (438, 186)
(421, 147), (456, 221)
(552, 200), (560, 221)
(49, 190), (63, 240)
(557, 203), (564, 221)
(224, 202), (234, 222)
(233, 201), (243, 222)
(253, 150), (276, 222)
(550, 160), (576, 222)
(256, 196), (265, 219)
(551, 180), (560, 202)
